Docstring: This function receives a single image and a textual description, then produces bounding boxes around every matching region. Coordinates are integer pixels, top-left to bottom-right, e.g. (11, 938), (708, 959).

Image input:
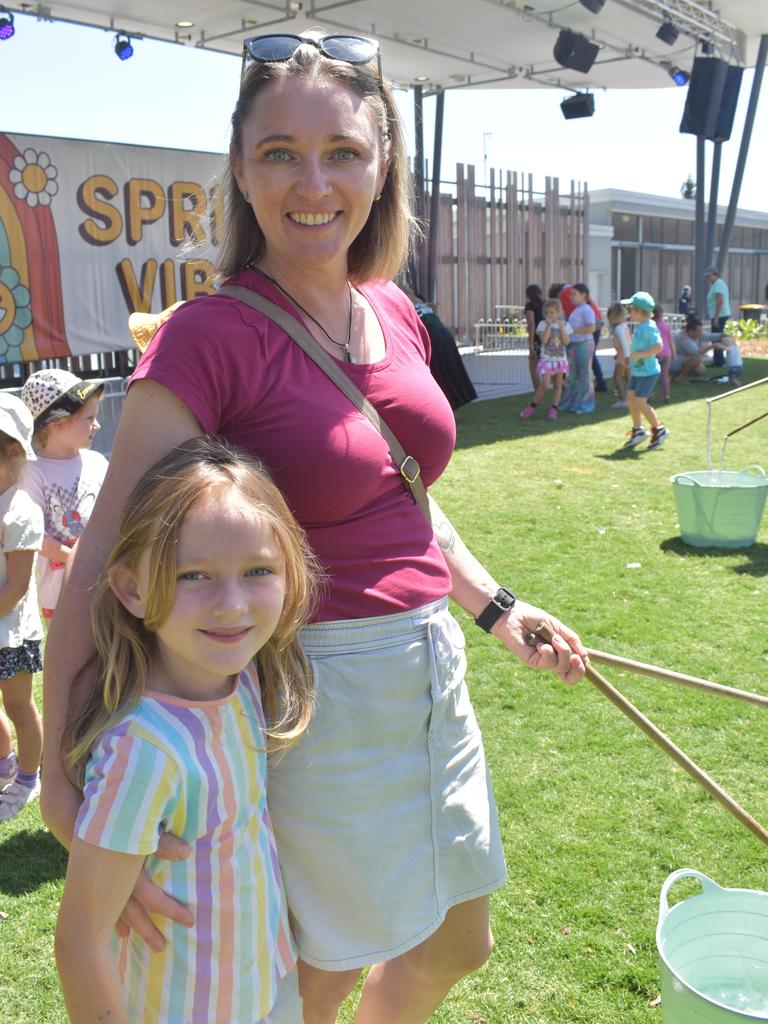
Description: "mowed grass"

(2, 362), (768, 1023)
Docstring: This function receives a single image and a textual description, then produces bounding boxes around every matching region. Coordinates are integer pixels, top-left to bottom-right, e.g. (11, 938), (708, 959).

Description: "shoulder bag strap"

(218, 284), (431, 523)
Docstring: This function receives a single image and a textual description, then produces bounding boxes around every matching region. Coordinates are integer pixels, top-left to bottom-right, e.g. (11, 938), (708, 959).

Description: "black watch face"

(497, 588), (515, 609)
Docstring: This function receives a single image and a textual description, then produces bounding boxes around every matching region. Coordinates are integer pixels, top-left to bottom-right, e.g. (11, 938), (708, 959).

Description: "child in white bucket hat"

(0, 392), (45, 823)
(21, 370), (108, 619)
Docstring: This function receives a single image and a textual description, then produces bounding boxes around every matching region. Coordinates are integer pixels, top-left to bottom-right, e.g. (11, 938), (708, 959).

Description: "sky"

(2, 13), (767, 214)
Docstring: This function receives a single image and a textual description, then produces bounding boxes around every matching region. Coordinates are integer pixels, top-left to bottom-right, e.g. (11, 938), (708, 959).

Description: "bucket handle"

(658, 869), (723, 926)
(672, 473), (702, 487)
(742, 465), (766, 479)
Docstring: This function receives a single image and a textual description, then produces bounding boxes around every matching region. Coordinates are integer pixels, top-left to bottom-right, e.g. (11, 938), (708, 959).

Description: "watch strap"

(475, 587), (516, 632)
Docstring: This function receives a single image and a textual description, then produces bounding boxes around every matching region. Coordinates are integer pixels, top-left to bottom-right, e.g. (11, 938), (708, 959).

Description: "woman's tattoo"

(435, 518), (456, 554)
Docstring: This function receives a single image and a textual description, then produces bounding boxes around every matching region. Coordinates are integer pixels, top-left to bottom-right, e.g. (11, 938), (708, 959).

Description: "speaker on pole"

(553, 29), (599, 73)
(680, 57), (743, 142)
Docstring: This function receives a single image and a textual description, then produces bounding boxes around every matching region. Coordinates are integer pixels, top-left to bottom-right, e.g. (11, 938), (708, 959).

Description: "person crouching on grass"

(621, 291), (669, 450)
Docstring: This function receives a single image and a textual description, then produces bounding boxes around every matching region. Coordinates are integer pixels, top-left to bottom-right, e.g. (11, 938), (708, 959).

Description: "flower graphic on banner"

(8, 148), (59, 208)
(0, 264), (32, 361)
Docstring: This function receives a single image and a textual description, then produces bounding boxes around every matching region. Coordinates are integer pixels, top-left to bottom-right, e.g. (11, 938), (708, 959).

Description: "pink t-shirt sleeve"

(131, 298), (251, 434)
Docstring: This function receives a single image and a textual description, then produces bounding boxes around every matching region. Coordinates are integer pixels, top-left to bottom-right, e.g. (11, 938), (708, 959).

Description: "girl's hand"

(115, 833), (194, 951)
(490, 598), (587, 686)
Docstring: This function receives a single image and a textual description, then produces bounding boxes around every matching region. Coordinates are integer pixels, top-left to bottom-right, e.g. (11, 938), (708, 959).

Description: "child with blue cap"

(621, 291), (669, 450)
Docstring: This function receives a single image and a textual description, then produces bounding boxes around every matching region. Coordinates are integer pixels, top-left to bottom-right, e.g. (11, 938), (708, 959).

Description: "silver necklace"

(252, 266), (353, 363)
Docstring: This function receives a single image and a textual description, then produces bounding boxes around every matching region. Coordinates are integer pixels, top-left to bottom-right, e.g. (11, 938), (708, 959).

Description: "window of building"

(613, 213), (639, 241)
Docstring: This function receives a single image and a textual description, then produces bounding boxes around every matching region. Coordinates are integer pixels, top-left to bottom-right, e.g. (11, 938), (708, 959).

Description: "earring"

(374, 194), (382, 202)
(242, 191), (250, 202)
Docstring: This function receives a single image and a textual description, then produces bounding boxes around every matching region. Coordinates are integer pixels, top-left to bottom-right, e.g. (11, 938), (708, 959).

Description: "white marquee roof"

(8, 1), (768, 93)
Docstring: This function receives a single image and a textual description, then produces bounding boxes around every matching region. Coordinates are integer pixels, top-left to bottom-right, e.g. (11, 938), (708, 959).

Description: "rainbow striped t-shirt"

(74, 663), (295, 1024)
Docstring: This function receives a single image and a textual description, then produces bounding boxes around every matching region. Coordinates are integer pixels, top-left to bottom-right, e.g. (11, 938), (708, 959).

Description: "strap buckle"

(399, 455), (421, 485)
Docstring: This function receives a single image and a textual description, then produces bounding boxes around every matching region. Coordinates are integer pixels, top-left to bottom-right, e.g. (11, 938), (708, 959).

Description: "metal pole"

(694, 135), (706, 317)
(409, 84), (426, 296)
(704, 141), (722, 267)
(426, 89), (445, 306)
(717, 34), (768, 271)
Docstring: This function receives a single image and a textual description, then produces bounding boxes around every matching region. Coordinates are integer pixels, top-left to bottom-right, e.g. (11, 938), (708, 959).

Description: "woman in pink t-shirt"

(43, 32), (586, 1024)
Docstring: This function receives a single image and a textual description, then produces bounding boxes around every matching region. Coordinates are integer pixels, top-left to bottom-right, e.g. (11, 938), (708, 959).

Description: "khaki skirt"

(267, 598), (507, 971)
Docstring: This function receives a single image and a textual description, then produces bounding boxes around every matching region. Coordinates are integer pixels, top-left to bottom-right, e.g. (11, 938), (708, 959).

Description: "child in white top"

(519, 299), (572, 421)
(712, 335), (744, 386)
(0, 394), (45, 823)
(56, 436), (320, 1024)
(21, 369), (107, 619)
(607, 302), (631, 407)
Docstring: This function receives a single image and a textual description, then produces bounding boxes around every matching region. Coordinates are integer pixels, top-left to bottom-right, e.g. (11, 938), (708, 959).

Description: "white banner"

(0, 131), (222, 364)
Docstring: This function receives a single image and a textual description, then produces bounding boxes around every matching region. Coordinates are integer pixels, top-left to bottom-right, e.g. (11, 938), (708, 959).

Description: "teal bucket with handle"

(671, 466), (768, 548)
(657, 869), (768, 1022)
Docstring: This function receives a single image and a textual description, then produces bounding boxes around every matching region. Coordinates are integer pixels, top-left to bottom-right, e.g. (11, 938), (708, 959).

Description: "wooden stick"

(585, 648), (768, 709)
(534, 623), (768, 849)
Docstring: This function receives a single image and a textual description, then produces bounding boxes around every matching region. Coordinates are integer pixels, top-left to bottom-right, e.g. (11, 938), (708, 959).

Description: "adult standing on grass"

(559, 283), (597, 414)
(705, 265), (731, 368)
(552, 282), (607, 394)
(524, 283), (545, 390)
(41, 31), (587, 1024)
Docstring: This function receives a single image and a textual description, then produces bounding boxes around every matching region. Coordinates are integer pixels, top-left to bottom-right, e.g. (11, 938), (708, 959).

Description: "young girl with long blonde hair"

(56, 436), (319, 1024)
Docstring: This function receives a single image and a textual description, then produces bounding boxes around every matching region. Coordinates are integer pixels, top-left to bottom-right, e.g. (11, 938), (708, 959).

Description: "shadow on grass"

(0, 827), (66, 894)
(594, 445), (647, 461)
(660, 537), (768, 577)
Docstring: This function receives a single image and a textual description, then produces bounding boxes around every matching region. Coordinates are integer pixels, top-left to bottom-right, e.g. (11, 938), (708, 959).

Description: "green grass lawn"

(3, 363), (768, 1023)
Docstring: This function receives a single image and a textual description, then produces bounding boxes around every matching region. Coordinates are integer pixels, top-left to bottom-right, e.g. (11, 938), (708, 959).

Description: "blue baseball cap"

(621, 290), (655, 313)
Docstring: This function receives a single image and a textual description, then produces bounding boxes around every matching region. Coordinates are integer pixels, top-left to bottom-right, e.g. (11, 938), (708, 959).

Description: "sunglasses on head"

(241, 33), (381, 82)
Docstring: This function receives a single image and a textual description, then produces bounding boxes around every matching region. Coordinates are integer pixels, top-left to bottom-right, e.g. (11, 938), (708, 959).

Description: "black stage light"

(114, 32), (134, 60)
(561, 93), (595, 119)
(0, 5), (15, 40)
(669, 65), (689, 85)
(578, 0), (605, 13)
(553, 29), (599, 73)
(656, 21), (679, 46)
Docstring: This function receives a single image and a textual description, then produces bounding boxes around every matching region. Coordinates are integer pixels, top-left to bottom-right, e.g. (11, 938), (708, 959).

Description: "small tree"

(680, 174), (696, 199)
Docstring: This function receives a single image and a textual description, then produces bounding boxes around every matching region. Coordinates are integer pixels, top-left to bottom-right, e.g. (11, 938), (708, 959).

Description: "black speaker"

(553, 29), (599, 74)
(680, 57), (742, 141)
(560, 93), (595, 119)
(712, 64), (743, 142)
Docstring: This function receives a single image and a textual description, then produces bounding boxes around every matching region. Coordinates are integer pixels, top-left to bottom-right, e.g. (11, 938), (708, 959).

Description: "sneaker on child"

(0, 779), (41, 822)
(623, 427), (648, 448)
(648, 425), (669, 450)
(611, 400), (628, 408)
(520, 403), (536, 419)
(0, 752), (17, 792)
(547, 407), (558, 420)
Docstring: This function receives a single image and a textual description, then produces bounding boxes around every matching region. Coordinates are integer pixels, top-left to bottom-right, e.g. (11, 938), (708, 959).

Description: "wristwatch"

(475, 587), (516, 633)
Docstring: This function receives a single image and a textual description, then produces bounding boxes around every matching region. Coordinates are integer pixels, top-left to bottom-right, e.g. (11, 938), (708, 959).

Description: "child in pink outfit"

(520, 300), (572, 421)
(653, 304), (676, 401)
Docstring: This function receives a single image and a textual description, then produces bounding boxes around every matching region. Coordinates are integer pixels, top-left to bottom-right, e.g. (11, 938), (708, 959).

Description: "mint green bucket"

(657, 869), (768, 1022)
(671, 467), (768, 548)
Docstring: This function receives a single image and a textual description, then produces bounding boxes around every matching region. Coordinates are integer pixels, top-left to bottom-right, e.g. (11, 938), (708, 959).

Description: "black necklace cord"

(250, 265), (353, 363)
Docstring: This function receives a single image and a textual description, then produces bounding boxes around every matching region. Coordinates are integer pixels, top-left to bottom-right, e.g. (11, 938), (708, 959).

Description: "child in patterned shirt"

(519, 299), (572, 421)
(21, 369), (107, 619)
(56, 437), (320, 1024)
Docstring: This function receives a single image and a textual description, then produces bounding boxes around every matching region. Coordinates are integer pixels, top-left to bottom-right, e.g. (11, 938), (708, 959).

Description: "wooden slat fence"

(425, 164), (589, 340)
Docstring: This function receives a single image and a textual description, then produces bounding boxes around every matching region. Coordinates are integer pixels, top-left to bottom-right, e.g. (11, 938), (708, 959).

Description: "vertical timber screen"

(429, 164), (589, 340)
